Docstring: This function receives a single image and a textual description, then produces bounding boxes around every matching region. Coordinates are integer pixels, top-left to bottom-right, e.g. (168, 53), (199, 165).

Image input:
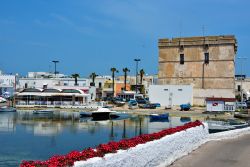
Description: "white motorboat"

(91, 108), (117, 120)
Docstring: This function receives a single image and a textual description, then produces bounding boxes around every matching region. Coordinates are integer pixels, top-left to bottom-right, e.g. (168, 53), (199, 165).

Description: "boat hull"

(0, 107), (16, 112)
(92, 112), (111, 120)
(149, 113), (169, 122)
(33, 110), (54, 114)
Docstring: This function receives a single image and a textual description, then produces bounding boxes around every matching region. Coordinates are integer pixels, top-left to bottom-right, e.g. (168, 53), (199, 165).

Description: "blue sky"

(0, 0), (249, 77)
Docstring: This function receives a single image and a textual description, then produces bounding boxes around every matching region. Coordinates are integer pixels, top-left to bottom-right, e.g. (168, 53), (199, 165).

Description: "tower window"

(205, 52), (209, 64)
(180, 54), (184, 64)
(238, 85), (241, 92)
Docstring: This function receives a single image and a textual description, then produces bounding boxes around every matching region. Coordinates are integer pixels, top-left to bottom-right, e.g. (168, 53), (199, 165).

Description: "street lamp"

(134, 59), (141, 94)
(52, 60), (59, 78)
(237, 57), (247, 105)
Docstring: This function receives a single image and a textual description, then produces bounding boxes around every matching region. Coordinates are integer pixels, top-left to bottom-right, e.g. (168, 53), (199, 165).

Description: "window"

(180, 54), (184, 64)
(204, 52), (209, 64)
(99, 82), (102, 88)
(164, 89), (168, 91)
(238, 85), (241, 92)
(178, 89), (183, 91)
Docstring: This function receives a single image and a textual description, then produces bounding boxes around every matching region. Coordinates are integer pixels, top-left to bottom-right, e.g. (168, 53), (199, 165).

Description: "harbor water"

(0, 110), (191, 166)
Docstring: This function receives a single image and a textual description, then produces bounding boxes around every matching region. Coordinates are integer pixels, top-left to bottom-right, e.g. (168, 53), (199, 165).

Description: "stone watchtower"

(158, 35), (237, 105)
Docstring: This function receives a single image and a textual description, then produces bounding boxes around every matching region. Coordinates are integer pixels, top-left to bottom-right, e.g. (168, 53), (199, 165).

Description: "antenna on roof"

(49, 65), (51, 73)
(202, 25), (205, 37)
(179, 21), (183, 38)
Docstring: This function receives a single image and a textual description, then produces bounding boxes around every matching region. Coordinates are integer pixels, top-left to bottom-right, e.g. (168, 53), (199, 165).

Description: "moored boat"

(227, 119), (249, 129)
(180, 103), (191, 111)
(207, 120), (236, 133)
(33, 110), (54, 114)
(149, 113), (169, 122)
(0, 107), (16, 112)
(91, 108), (118, 120)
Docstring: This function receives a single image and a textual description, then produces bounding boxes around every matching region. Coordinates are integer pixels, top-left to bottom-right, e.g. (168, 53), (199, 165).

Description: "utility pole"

(52, 60), (59, 78)
(238, 57), (247, 106)
(134, 59), (141, 94)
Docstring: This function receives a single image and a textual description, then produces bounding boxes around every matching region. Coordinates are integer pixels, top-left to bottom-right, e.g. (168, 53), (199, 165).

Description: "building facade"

(15, 88), (91, 108)
(158, 35), (237, 105)
(235, 76), (250, 101)
(0, 73), (18, 98)
(18, 77), (90, 89)
(102, 80), (131, 98)
(148, 85), (193, 107)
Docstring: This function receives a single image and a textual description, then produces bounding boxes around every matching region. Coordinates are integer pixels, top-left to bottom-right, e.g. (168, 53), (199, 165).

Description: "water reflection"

(0, 110), (192, 167)
(0, 113), (16, 132)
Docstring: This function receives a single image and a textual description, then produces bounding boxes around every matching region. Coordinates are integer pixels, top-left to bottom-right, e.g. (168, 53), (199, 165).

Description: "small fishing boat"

(180, 103), (191, 111)
(149, 113), (169, 122)
(0, 107), (16, 112)
(33, 110), (54, 114)
(227, 119), (249, 129)
(207, 120), (236, 133)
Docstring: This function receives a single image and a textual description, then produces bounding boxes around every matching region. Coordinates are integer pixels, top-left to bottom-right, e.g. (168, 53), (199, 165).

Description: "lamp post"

(134, 59), (141, 94)
(52, 60), (59, 78)
(238, 57), (247, 105)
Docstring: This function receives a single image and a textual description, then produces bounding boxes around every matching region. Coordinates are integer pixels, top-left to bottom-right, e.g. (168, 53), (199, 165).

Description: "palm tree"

(139, 69), (145, 84)
(110, 67), (119, 97)
(71, 73), (80, 86)
(122, 67), (130, 91)
(89, 72), (98, 86)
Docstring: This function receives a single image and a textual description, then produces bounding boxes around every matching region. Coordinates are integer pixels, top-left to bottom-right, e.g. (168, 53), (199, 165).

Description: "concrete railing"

(74, 124), (209, 167)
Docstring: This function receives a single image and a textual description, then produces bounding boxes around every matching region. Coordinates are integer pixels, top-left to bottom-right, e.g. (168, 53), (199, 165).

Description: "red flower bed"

(21, 120), (203, 167)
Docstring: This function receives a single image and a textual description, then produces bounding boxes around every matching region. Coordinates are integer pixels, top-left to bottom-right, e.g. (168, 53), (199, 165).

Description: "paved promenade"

(170, 134), (250, 167)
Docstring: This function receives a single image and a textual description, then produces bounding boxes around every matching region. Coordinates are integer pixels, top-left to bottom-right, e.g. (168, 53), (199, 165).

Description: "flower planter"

(21, 121), (206, 167)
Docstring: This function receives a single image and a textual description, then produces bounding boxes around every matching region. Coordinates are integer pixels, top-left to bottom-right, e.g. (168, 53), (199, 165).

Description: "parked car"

(236, 102), (247, 109)
(139, 103), (156, 109)
(151, 103), (161, 107)
(135, 97), (148, 104)
(246, 100), (250, 109)
(102, 97), (112, 101)
(128, 100), (138, 109)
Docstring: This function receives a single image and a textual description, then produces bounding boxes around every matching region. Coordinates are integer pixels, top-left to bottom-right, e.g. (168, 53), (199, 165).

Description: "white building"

(0, 73), (18, 97)
(18, 77), (90, 89)
(0, 74), (16, 87)
(205, 97), (236, 112)
(27, 72), (66, 78)
(15, 88), (91, 108)
(94, 76), (112, 89)
(148, 85), (193, 107)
